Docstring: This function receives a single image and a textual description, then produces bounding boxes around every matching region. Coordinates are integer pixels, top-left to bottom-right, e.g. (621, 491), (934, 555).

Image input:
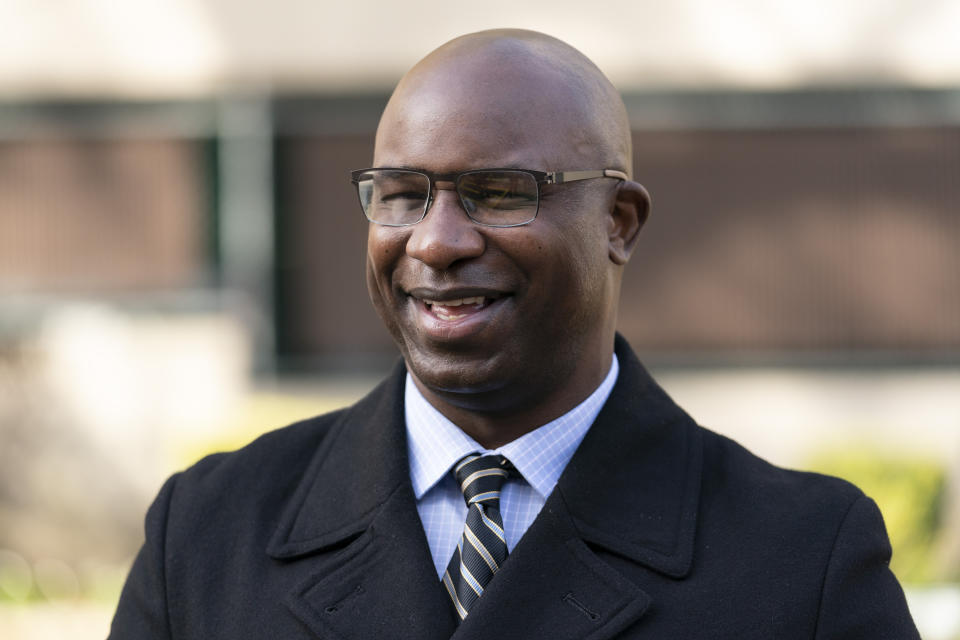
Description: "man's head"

(363, 29), (650, 445)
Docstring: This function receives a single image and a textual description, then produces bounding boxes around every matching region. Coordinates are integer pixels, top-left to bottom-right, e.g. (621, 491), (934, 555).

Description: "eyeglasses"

(350, 167), (629, 227)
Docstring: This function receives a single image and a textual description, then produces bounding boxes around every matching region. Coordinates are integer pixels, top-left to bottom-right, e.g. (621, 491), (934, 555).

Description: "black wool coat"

(110, 337), (920, 639)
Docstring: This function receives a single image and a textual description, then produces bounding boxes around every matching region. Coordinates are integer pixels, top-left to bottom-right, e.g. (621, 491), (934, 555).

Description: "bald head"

(375, 29), (633, 176)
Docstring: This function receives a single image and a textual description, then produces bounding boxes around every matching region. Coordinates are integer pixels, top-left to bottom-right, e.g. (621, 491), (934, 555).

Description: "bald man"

(111, 30), (920, 639)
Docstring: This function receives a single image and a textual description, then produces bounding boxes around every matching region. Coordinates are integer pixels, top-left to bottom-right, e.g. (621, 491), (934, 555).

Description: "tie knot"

(453, 454), (511, 506)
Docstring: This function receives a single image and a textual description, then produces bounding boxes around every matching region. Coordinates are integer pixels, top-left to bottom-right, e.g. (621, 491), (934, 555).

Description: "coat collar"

(266, 335), (702, 639)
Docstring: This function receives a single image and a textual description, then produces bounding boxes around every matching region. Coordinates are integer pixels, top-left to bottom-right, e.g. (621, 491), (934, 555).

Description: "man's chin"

(404, 347), (513, 402)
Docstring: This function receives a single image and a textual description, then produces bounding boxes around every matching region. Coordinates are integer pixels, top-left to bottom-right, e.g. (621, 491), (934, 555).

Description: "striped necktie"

(442, 454), (512, 622)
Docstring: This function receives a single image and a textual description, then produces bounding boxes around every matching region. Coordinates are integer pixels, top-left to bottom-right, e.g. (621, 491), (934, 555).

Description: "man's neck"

(409, 352), (615, 449)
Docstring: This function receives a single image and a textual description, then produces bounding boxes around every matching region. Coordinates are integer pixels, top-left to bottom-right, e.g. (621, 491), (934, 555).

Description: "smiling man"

(362, 31), (646, 450)
(111, 30), (920, 639)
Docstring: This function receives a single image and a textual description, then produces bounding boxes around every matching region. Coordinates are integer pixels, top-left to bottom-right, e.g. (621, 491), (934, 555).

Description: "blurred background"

(1, 1), (958, 638)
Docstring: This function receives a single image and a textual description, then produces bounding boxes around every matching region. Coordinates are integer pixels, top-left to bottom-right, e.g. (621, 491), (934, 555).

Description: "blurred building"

(1, 2), (959, 637)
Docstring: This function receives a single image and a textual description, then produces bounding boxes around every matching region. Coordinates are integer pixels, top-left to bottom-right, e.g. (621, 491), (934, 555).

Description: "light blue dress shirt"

(405, 355), (619, 577)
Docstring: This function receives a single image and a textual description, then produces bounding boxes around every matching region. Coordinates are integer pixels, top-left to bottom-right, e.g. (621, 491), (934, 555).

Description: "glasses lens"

(355, 170), (430, 226)
(457, 171), (538, 226)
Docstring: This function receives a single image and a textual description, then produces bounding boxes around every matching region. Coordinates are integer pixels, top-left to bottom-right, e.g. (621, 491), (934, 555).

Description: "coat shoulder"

(161, 408), (353, 535)
(697, 425), (867, 533)
(184, 407), (349, 489)
(691, 426), (919, 638)
(172, 363), (405, 504)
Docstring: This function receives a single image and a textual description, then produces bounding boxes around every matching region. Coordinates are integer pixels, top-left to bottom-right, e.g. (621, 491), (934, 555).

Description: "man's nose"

(404, 187), (485, 269)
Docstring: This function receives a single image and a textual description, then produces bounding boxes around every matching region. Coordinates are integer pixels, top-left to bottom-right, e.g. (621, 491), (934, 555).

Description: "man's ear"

(607, 180), (651, 265)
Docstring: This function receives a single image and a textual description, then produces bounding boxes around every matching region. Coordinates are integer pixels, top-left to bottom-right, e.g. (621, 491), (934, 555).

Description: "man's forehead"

(373, 102), (582, 174)
(382, 74), (573, 141)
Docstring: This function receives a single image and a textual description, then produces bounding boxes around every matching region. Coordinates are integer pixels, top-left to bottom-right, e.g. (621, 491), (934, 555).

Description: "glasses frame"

(350, 167), (629, 227)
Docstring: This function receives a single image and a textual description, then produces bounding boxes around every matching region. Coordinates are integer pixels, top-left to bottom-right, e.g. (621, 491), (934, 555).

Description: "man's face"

(366, 58), (620, 414)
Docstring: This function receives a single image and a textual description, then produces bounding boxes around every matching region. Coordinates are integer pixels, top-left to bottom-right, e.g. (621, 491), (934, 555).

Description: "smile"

(405, 288), (509, 338)
(421, 296), (489, 320)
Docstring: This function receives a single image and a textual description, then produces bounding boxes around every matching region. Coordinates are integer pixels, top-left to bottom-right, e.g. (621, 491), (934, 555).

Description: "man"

(111, 30), (920, 639)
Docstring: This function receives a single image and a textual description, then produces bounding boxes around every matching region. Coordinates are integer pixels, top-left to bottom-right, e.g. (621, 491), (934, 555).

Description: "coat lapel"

(452, 336), (703, 640)
(265, 364), (456, 640)
(558, 337), (702, 578)
(450, 499), (653, 640)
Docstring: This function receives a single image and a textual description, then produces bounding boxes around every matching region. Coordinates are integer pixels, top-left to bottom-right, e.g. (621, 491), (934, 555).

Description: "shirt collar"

(405, 354), (619, 500)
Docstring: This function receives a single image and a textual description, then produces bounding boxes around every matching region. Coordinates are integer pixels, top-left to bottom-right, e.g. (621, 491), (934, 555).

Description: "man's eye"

(380, 190), (426, 202)
(470, 188), (534, 209)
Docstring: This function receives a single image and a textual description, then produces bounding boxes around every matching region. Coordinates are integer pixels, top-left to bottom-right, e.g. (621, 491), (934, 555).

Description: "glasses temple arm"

(546, 169), (629, 184)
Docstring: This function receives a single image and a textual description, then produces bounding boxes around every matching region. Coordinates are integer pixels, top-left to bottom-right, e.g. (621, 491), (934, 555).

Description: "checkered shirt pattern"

(405, 355), (620, 578)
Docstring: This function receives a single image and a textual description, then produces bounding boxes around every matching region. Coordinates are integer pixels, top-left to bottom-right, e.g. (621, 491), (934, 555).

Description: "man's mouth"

(420, 296), (491, 321)
(403, 288), (512, 340)
(404, 286), (509, 328)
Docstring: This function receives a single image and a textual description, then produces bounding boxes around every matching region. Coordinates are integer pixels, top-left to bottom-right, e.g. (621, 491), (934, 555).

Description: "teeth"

(423, 296), (486, 307)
